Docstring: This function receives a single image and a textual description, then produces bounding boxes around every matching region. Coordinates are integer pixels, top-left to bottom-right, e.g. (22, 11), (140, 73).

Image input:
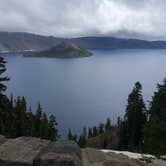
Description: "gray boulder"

(34, 152), (81, 166)
(34, 140), (82, 166)
(49, 140), (82, 159)
(0, 136), (82, 166)
(0, 136), (51, 166)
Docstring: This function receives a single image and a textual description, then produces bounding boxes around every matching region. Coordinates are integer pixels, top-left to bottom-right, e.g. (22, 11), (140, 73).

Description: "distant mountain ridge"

(0, 32), (64, 52)
(1, 31), (166, 52)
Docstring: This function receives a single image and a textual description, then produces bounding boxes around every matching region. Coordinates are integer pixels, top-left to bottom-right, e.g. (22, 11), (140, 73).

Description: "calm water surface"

(3, 49), (166, 136)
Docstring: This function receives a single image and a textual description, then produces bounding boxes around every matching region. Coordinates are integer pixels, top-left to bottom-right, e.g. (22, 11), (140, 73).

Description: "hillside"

(25, 41), (92, 58)
(71, 37), (166, 49)
(86, 127), (120, 149)
(0, 32), (63, 52)
(1, 32), (166, 53)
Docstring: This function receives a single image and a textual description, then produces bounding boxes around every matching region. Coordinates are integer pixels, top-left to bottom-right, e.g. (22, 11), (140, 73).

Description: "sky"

(0, 0), (166, 40)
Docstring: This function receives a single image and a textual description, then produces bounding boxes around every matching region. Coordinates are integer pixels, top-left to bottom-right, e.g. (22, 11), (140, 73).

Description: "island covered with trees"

(24, 41), (92, 58)
(0, 56), (166, 156)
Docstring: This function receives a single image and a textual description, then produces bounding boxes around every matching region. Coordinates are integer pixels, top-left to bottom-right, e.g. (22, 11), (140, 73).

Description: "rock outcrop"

(0, 136), (82, 166)
(34, 140), (82, 166)
(0, 135), (165, 166)
(82, 148), (146, 166)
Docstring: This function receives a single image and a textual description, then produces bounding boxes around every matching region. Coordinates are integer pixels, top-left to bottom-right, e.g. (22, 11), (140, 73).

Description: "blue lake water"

(3, 49), (166, 137)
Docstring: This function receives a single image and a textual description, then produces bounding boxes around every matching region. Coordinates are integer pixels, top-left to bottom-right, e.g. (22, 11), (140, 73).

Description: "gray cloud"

(0, 0), (166, 40)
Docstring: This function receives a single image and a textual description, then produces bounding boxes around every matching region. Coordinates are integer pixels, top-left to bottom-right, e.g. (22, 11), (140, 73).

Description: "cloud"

(0, 0), (166, 39)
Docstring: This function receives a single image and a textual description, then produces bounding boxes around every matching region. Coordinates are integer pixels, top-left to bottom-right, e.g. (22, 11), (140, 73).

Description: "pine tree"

(103, 136), (107, 149)
(20, 97), (27, 136)
(105, 117), (111, 131)
(68, 128), (73, 140)
(40, 113), (49, 139)
(117, 116), (121, 127)
(34, 103), (42, 137)
(67, 129), (77, 142)
(92, 126), (98, 137)
(72, 134), (77, 142)
(0, 57), (58, 139)
(0, 57), (10, 135)
(83, 127), (87, 140)
(118, 120), (128, 150)
(25, 107), (34, 136)
(78, 127), (87, 147)
(144, 79), (166, 155)
(120, 82), (147, 151)
(98, 123), (104, 134)
(10, 94), (14, 109)
(0, 57), (9, 96)
(88, 128), (93, 138)
(14, 96), (23, 137)
(78, 135), (85, 148)
(48, 115), (58, 141)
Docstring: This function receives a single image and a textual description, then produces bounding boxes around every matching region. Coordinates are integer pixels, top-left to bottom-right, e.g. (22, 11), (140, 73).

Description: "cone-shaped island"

(25, 41), (92, 58)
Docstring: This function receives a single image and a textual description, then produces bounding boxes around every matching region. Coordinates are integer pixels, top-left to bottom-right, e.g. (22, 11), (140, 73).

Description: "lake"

(3, 49), (166, 137)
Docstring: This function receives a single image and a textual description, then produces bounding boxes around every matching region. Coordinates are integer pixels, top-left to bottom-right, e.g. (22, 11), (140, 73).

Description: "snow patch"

(101, 149), (155, 160)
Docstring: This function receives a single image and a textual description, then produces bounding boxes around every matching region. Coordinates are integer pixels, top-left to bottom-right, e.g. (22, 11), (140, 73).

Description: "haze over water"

(4, 49), (166, 136)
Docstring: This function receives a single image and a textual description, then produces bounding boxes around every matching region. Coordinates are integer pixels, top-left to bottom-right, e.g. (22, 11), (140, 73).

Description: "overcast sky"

(0, 0), (166, 40)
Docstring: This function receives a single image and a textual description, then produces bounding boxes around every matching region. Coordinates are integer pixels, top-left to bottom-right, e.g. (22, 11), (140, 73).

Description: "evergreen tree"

(25, 107), (34, 136)
(67, 128), (77, 142)
(72, 134), (77, 142)
(144, 79), (166, 155)
(48, 115), (58, 141)
(0, 57), (10, 135)
(118, 120), (128, 150)
(14, 96), (23, 137)
(20, 97), (27, 136)
(98, 123), (104, 134)
(103, 136), (107, 149)
(40, 113), (49, 139)
(68, 128), (73, 140)
(120, 82), (147, 151)
(0, 57), (9, 96)
(0, 57), (58, 140)
(88, 128), (93, 138)
(92, 126), (98, 137)
(83, 127), (87, 140)
(34, 103), (42, 137)
(78, 127), (87, 148)
(117, 116), (121, 127)
(105, 117), (111, 131)
(78, 135), (85, 148)
(10, 94), (14, 109)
